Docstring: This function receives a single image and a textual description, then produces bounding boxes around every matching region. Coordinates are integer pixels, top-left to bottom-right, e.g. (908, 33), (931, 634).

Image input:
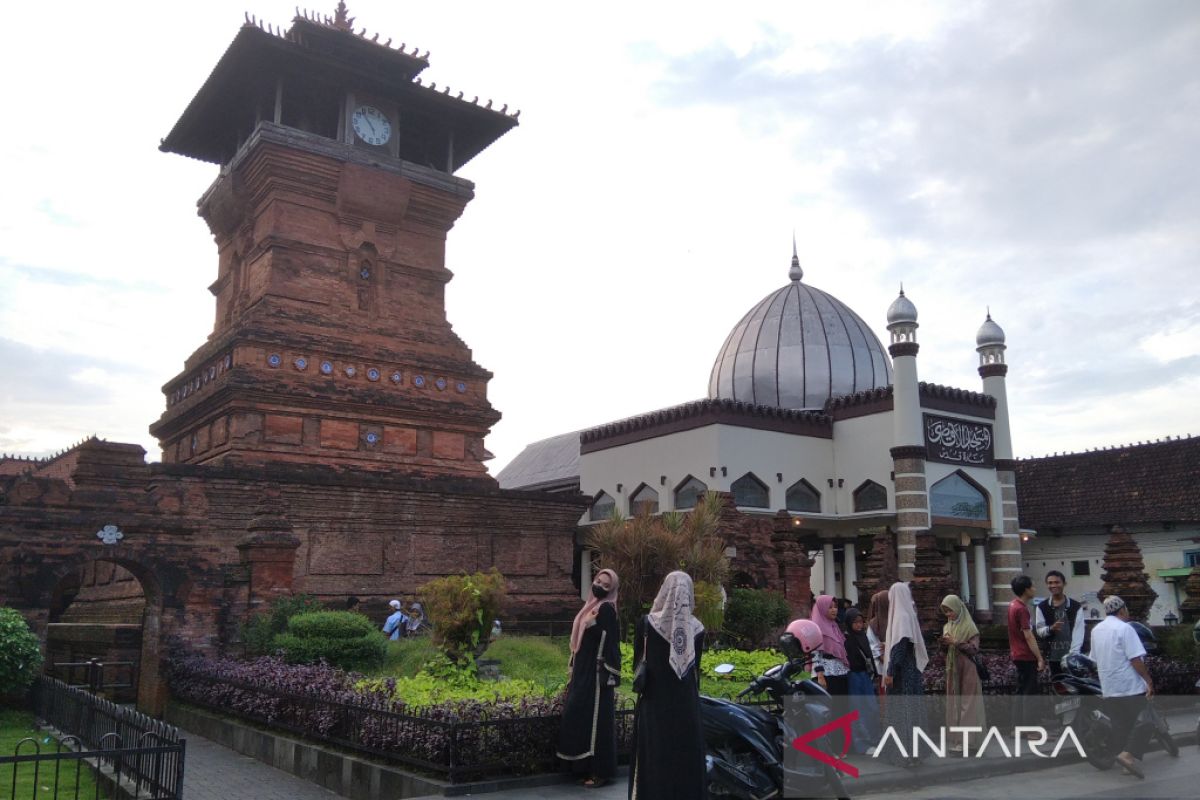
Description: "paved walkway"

(182, 732), (343, 800)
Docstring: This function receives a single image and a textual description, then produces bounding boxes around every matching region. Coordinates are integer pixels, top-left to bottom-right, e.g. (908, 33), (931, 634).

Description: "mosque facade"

(501, 251), (1023, 624)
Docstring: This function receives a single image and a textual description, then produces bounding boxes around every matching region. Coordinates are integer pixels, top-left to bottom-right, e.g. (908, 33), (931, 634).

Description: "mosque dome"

(886, 288), (918, 326)
(708, 254), (893, 410)
(976, 313), (1006, 348)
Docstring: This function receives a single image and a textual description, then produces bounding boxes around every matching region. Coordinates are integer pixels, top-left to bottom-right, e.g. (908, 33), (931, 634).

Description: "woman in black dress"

(557, 568), (622, 787)
(629, 571), (707, 800)
(880, 581), (929, 767)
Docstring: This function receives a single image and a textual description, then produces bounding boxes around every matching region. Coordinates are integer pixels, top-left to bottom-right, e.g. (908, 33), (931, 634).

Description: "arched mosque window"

(589, 492), (616, 522)
(629, 484), (659, 516)
(930, 472), (989, 521)
(674, 476), (707, 511)
(853, 480), (888, 512)
(786, 479), (821, 513)
(732, 472), (770, 508)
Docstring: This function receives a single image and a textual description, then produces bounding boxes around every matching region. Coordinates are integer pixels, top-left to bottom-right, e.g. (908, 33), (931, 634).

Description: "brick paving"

(182, 732), (344, 800)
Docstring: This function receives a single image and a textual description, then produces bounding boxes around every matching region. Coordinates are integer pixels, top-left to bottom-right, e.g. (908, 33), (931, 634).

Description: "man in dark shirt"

(1008, 575), (1044, 728)
(1033, 571), (1086, 677)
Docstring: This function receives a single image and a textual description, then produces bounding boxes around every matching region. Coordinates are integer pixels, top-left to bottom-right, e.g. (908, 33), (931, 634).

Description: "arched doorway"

(44, 557), (164, 712)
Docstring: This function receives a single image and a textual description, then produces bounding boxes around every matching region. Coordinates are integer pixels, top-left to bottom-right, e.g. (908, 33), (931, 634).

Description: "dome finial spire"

(789, 232), (803, 281)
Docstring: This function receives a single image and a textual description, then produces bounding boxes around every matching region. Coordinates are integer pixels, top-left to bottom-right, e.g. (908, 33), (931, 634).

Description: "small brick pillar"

(771, 513), (814, 616)
(1099, 525), (1157, 622)
(236, 495), (301, 615)
(1179, 564), (1200, 622)
(911, 531), (954, 635)
(855, 527), (899, 608)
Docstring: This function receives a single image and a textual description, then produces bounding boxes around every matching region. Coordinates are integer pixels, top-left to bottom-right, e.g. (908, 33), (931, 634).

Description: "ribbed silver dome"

(887, 289), (918, 325)
(708, 267), (893, 410)
(976, 313), (1006, 347)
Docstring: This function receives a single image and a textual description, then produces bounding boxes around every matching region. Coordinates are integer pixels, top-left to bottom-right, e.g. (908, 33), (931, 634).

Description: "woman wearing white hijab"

(557, 568), (621, 787)
(628, 571), (707, 800)
(880, 581), (929, 767)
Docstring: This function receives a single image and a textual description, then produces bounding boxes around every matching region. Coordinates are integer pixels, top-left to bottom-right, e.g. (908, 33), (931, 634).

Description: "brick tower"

(151, 3), (518, 478)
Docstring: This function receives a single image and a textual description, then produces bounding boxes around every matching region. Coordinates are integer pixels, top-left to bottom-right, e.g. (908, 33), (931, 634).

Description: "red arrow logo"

(790, 710), (859, 778)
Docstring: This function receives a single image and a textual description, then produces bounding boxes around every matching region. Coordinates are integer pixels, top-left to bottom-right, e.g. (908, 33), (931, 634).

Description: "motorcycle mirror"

(713, 663), (735, 675)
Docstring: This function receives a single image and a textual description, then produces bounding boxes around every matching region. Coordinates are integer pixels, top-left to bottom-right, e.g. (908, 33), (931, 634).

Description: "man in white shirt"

(1088, 595), (1154, 778)
(382, 599), (409, 641)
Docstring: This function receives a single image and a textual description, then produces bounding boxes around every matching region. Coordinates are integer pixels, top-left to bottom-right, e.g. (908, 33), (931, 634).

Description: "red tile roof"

(1015, 436), (1200, 529)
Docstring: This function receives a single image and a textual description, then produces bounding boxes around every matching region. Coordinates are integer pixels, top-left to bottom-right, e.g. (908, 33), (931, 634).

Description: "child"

(843, 608), (883, 753)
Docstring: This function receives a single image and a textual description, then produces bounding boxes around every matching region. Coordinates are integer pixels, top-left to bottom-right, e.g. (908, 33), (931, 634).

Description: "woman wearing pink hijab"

(810, 594), (850, 695)
(557, 568), (621, 788)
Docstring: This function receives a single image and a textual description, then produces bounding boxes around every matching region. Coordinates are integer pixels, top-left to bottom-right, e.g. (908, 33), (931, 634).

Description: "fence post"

(87, 658), (102, 694)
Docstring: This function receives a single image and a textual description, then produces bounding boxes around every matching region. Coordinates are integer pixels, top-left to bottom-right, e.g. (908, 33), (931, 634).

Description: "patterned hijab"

(883, 581), (929, 673)
(570, 568), (619, 656)
(941, 594), (979, 644)
(810, 595), (848, 662)
(647, 571), (705, 679)
(867, 589), (889, 642)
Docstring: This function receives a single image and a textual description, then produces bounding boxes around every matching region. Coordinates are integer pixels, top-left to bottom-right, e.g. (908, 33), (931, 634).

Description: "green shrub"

(694, 581), (726, 634)
(420, 569), (507, 664)
(723, 588), (792, 649)
(285, 611), (375, 640)
(1158, 623), (1198, 664)
(272, 611), (387, 670)
(0, 608), (43, 697)
(241, 594), (325, 656)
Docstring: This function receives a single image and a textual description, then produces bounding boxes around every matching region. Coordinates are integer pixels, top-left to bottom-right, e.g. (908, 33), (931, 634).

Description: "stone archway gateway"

(45, 556), (163, 710)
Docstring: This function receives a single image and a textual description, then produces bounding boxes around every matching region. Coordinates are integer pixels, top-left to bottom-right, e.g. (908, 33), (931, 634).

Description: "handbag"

(971, 652), (990, 683)
(632, 629), (649, 693)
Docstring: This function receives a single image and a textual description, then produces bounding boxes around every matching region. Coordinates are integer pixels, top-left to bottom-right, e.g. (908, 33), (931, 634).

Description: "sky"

(1, 0), (1198, 474)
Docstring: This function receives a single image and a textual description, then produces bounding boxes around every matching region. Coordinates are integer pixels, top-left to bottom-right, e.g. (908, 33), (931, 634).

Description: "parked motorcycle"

(702, 622), (851, 800)
(1051, 652), (1178, 770)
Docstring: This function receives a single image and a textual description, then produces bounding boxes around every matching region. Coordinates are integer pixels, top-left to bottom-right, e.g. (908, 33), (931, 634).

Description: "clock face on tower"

(351, 105), (392, 146)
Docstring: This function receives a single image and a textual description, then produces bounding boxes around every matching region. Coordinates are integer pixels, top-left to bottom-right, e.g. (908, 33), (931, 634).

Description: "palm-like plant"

(585, 492), (730, 631)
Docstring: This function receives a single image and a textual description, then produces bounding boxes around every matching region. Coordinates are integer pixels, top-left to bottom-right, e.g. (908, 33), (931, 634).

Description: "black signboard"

(923, 413), (994, 467)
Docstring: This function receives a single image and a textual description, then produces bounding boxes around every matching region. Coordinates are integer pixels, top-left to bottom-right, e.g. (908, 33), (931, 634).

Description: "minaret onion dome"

(976, 311), (1006, 366)
(886, 286), (918, 344)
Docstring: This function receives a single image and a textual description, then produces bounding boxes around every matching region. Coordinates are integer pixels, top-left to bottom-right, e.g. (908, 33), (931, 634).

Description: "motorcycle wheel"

(1081, 719), (1115, 771)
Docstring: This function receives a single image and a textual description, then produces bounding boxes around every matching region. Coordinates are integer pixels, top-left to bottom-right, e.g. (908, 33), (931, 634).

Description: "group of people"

(554, 567), (1162, 797)
(1008, 571), (1155, 779)
(380, 598), (427, 640)
(556, 569), (707, 797)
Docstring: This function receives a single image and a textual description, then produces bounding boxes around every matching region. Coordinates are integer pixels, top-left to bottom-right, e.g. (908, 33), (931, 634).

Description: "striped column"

(891, 446), (929, 582)
(989, 459), (1022, 614)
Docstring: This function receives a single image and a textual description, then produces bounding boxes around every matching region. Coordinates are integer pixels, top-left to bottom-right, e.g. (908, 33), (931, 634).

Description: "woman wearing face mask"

(557, 568), (621, 788)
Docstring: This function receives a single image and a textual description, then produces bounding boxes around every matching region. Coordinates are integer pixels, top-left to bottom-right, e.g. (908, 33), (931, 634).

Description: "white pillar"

(823, 541), (836, 598)
(973, 542), (989, 614)
(843, 541), (858, 604)
(956, 545), (970, 605)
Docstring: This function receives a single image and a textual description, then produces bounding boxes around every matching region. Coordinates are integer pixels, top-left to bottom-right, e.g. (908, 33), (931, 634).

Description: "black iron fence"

(170, 670), (779, 783)
(0, 678), (185, 800)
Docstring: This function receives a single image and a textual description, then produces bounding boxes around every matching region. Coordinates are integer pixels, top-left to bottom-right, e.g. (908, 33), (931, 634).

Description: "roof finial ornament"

(333, 1), (354, 31)
(788, 232), (803, 281)
(899, 282), (905, 296)
(986, 305), (992, 320)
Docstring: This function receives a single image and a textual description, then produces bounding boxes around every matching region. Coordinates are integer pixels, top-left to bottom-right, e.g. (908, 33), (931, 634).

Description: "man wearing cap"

(382, 599), (409, 641)
(1088, 595), (1154, 778)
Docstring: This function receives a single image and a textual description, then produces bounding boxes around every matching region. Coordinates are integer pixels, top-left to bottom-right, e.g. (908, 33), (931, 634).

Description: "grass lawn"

(372, 635), (782, 703)
(0, 707), (108, 798)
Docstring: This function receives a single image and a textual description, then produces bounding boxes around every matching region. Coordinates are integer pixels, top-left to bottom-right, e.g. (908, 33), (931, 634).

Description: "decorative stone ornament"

(96, 524), (124, 545)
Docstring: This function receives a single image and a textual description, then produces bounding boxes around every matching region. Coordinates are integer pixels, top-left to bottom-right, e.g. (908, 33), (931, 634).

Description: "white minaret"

(976, 311), (1019, 620)
(886, 287), (928, 582)
(976, 312), (1011, 460)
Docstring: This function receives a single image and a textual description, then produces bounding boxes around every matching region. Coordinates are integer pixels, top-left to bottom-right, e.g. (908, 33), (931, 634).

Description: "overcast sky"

(2, 0), (1197, 473)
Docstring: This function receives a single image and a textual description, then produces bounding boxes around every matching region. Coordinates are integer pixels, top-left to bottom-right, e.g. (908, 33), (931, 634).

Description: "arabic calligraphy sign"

(923, 413), (994, 467)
